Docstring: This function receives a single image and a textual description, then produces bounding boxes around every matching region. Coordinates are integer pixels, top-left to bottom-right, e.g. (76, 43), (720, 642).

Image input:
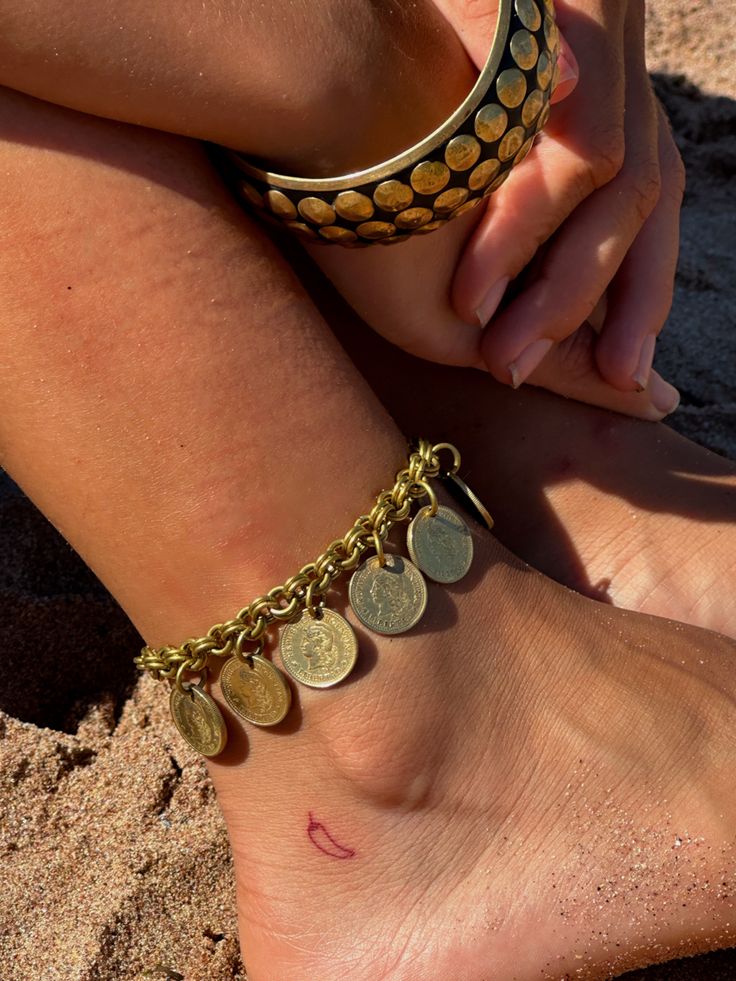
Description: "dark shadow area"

(0, 474), (140, 732)
(652, 73), (736, 189)
(622, 946), (736, 980)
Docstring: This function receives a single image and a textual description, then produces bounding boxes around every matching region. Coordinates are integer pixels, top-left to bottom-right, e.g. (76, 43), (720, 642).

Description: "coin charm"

(440, 472), (495, 532)
(169, 683), (228, 757)
(349, 553), (428, 635)
(407, 504), (474, 584)
(280, 609), (358, 689)
(220, 654), (291, 726)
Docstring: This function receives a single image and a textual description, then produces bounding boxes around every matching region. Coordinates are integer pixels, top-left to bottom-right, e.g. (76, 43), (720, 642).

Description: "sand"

(1, 4), (734, 978)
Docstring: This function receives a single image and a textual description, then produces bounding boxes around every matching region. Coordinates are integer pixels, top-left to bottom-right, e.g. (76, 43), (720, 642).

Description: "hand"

(440, 0), (683, 413)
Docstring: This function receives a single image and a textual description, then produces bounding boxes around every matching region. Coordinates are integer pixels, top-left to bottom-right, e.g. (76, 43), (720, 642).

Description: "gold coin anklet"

(211, 0), (560, 246)
(136, 439), (493, 757)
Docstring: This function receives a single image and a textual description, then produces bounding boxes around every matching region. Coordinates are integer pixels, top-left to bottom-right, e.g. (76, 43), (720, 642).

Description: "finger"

(433, 0), (577, 101)
(479, 12), (665, 389)
(587, 292), (608, 333)
(451, 2), (628, 327)
(594, 107), (686, 389)
(478, 125), (662, 388)
(525, 322), (680, 421)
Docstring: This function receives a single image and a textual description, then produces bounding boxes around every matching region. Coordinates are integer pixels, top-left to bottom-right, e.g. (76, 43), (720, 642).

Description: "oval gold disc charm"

(169, 683), (228, 757)
(406, 504), (474, 584)
(349, 553), (428, 635)
(279, 609), (358, 689)
(220, 654), (292, 727)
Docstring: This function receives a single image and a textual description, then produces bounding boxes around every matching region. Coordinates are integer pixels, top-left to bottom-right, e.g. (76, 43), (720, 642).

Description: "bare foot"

(334, 319), (736, 639)
(210, 527), (736, 980)
(293, 238), (736, 642)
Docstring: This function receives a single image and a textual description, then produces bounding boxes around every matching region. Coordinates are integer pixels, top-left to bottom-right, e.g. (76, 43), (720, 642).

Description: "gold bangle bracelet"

(212, 0), (560, 246)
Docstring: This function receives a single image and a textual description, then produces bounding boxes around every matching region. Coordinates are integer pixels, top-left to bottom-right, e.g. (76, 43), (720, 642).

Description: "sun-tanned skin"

(0, 0), (683, 418)
(2, 93), (735, 981)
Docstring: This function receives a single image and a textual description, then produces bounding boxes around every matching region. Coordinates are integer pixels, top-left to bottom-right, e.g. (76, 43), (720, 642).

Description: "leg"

(2, 91), (735, 981)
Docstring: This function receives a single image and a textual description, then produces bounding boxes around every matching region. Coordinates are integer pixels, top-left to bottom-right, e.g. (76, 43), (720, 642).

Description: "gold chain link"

(135, 439), (455, 683)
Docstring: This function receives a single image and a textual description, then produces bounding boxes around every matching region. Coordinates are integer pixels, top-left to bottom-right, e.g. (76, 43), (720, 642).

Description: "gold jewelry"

(213, 0), (560, 246)
(136, 439), (492, 756)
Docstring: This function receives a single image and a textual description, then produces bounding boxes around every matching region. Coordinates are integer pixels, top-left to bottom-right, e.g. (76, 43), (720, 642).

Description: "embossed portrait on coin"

(431, 516), (462, 553)
(369, 567), (417, 619)
(299, 621), (337, 670)
(240, 667), (271, 710)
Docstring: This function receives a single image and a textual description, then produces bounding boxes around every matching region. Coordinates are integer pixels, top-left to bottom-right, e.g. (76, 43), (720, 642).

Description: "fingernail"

(586, 293), (608, 334)
(649, 373), (681, 416)
(475, 276), (510, 327)
(508, 338), (554, 388)
(555, 50), (579, 89)
(632, 334), (657, 391)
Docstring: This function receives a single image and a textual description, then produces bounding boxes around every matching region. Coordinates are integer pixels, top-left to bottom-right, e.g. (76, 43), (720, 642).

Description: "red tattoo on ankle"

(307, 812), (356, 859)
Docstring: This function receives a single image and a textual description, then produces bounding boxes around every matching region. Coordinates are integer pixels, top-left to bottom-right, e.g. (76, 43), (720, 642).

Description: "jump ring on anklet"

(372, 528), (386, 567)
(432, 442), (463, 476)
(419, 479), (440, 517)
(234, 632), (265, 665)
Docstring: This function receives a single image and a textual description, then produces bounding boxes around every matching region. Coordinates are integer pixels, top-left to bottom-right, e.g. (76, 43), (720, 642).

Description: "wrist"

(250, 0), (477, 176)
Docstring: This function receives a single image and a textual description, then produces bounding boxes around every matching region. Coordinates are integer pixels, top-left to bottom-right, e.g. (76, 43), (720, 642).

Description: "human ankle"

(211, 544), (736, 980)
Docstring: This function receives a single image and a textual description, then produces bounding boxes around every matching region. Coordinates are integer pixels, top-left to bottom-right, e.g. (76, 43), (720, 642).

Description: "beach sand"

(1, 4), (734, 978)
